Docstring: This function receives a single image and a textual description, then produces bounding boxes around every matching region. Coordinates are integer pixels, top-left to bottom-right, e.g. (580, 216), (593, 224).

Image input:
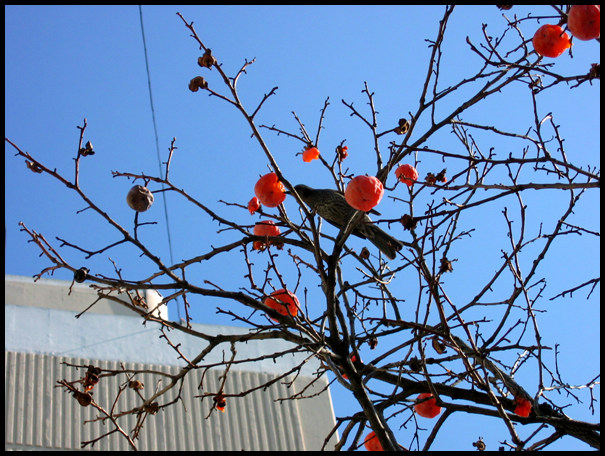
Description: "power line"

(138, 5), (180, 321)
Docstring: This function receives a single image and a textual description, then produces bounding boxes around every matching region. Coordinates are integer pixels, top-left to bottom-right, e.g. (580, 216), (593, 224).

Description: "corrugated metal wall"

(5, 351), (331, 451)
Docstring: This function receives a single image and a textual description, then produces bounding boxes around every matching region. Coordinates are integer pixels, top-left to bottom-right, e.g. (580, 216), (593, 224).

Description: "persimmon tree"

(6, 5), (600, 451)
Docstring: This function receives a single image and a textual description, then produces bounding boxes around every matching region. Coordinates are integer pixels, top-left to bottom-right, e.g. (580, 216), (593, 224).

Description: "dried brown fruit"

(400, 214), (417, 230)
(395, 118), (410, 135)
(132, 296), (148, 309)
(26, 160), (44, 173)
(472, 437), (486, 451)
(436, 168), (447, 183)
(439, 257), (453, 274)
(143, 402), (159, 414)
(197, 48), (216, 68)
(336, 145), (349, 162)
(368, 337), (378, 350)
(432, 336), (447, 354)
(408, 357), (421, 372)
(73, 390), (93, 407)
(74, 267), (89, 283)
(589, 63), (600, 79)
(129, 379), (144, 391)
(188, 76), (208, 92)
(126, 185), (154, 212)
(83, 365), (101, 392)
(79, 141), (95, 156)
(213, 393), (226, 412)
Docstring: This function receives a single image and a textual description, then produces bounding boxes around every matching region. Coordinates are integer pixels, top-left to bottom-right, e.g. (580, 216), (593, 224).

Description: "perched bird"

(294, 184), (403, 259)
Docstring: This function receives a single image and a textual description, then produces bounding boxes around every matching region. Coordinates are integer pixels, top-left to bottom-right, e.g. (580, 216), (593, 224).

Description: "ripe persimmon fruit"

(248, 196), (261, 215)
(302, 146), (320, 162)
(344, 175), (384, 212)
(253, 221), (282, 251)
(254, 172), (286, 207)
(414, 393), (442, 418)
(263, 289), (300, 321)
(253, 220), (281, 237)
(395, 164), (419, 187)
(567, 5), (600, 41)
(532, 24), (571, 58)
(364, 431), (383, 451)
(340, 354), (361, 380)
(513, 396), (532, 417)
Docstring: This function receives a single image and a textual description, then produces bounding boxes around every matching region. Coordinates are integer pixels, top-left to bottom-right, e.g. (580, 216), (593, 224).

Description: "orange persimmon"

(513, 396), (532, 417)
(364, 431), (383, 451)
(414, 393), (442, 418)
(254, 172), (286, 207)
(263, 289), (300, 321)
(567, 5), (600, 41)
(344, 175), (384, 212)
(340, 354), (361, 380)
(302, 146), (320, 162)
(532, 24), (571, 58)
(395, 164), (419, 187)
(253, 220), (281, 237)
(253, 220), (282, 251)
(248, 196), (261, 215)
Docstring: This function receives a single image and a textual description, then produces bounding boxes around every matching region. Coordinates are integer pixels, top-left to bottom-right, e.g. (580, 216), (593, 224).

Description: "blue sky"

(5, 5), (600, 451)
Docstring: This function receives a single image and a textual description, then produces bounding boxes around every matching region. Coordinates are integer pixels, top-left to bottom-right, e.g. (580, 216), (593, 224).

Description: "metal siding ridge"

(4, 352), (17, 446)
(5, 350), (333, 451)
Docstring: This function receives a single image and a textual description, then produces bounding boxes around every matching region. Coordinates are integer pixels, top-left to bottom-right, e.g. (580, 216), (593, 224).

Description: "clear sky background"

(5, 5), (600, 451)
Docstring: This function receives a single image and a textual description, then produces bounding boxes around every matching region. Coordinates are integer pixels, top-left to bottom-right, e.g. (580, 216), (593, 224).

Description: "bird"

(293, 184), (403, 259)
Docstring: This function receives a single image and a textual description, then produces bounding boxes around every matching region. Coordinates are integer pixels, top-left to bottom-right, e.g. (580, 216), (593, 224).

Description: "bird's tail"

(365, 225), (404, 260)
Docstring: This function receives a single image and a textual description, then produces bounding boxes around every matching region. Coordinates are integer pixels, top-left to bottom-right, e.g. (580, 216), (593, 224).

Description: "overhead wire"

(138, 5), (181, 321)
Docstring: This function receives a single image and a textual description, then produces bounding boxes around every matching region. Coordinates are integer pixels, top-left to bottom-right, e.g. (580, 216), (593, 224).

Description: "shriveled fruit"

(395, 164), (419, 187)
(214, 393), (227, 413)
(337, 145), (348, 161)
(188, 76), (208, 92)
(567, 5), (600, 41)
(254, 172), (286, 207)
(263, 289), (300, 321)
(532, 24), (571, 58)
(414, 393), (442, 418)
(73, 390), (92, 407)
(344, 175), (384, 212)
(129, 380), (144, 390)
(126, 185), (154, 212)
(302, 146), (320, 162)
(248, 196), (261, 215)
(364, 431), (383, 451)
(74, 267), (89, 283)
